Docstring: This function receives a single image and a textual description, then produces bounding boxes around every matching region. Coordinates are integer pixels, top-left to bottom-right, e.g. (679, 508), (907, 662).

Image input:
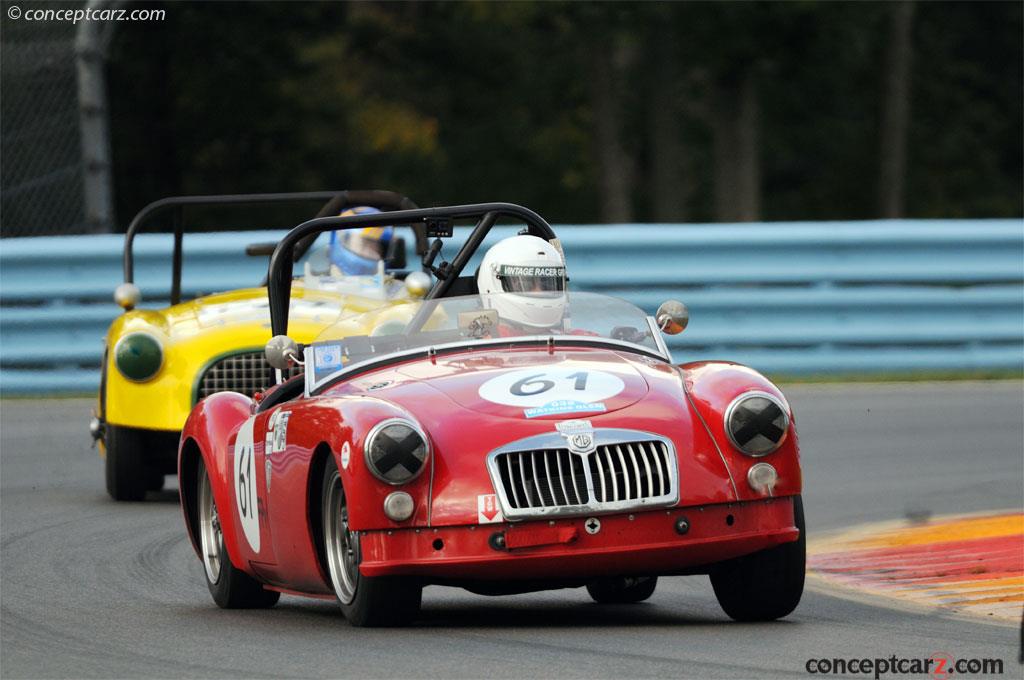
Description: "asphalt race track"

(2, 383), (1021, 679)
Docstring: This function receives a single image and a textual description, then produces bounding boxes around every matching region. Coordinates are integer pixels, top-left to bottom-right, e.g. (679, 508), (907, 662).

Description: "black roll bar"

(267, 202), (557, 337)
(122, 190), (422, 305)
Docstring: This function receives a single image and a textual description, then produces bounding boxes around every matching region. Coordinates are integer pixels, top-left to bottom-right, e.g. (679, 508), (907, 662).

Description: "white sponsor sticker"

(478, 494), (503, 524)
(233, 417), (260, 552)
(524, 400), (606, 419)
(270, 411), (290, 453)
(314, 343), (343, 370)
(478, 367), (625, 408)
(341, 441), (351, 469)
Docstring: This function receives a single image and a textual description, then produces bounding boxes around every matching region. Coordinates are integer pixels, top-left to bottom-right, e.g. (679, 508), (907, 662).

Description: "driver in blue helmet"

(329, 207), (395, 275)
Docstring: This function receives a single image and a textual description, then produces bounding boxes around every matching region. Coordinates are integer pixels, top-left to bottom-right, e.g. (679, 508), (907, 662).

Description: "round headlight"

(114, 332), (163, 382)
(724, 391), (789, 456)
(364, 418), (429, 485)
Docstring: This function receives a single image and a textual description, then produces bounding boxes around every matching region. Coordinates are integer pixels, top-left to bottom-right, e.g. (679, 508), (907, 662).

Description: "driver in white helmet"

(477, 234), (568, 335)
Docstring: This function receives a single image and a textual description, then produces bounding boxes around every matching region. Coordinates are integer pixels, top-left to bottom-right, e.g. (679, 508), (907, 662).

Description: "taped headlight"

(724, 391), (789, 457)
(364, 418), (429, 485)
(114, 332), (163, 382)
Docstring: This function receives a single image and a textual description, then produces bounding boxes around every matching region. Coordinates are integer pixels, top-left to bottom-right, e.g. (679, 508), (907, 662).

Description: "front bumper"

(359, 496), (799, 579)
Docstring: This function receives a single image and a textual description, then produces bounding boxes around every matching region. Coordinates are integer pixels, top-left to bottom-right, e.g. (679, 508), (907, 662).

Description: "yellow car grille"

(196, 351), (302, 401)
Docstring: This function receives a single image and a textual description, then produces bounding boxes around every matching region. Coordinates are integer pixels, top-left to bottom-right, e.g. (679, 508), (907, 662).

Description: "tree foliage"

(107, 1), (1022, 228)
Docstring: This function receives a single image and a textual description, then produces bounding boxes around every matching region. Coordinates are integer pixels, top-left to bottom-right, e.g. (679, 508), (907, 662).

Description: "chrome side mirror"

(404, 270), (432, 298)
(114, 282), (141, 311)
(265, 335), (301, 370)
(656, 300), (689, 335)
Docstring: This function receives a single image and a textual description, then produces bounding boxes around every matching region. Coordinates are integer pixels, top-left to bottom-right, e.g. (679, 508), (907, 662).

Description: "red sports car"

(177, 203), (805, 626)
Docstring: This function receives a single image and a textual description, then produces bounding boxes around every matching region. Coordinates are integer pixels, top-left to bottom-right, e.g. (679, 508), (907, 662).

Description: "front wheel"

(322, 458), (421, 627)
(197, 458), (279, 609)
(709, 495), (806, 622)
(586, 576), (658, 603)
(104, 424), (148, 501)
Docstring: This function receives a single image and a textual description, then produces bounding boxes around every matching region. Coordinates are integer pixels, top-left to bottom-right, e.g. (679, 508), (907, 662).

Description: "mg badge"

(557, 419), (596, 455)
(568, 433), (594, 454)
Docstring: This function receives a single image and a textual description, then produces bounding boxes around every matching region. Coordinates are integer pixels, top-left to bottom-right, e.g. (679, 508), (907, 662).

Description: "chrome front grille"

(196, 351), (302, 401)
(487, 429), (679, 519)
(496, 449), (591, 510)
(588, 441), (673, 503)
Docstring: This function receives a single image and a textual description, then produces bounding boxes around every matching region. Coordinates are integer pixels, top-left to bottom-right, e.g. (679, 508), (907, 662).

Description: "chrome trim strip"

(555, 450), (570, 505)
(615, 445), (631, 500)
(307, 334), (670, 396)
(604, 447), (618, 501)
(626, 443), (643, 498)
(682, 385), (739, 498)
(648, 315), (672, 360)
(650, 441), (665, 497)
(542, 451), (557, 506)
(504, 455), (521, 508)
(594, 448), (607, 502)
(568, 454), (583, 504)
(485, 428), (680, 520)
(530, 453), (544, 507)
(518, 451), (532, 508)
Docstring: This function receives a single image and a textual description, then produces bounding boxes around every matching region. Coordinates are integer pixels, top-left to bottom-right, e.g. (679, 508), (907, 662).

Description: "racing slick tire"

(586, 576), (658, 603)
(321, 458), (422, 627)
(709, 495), (806, 622)
(145, 468), (166, 492)
(104, 424), (149, 502)
(196, 458), (280, 609)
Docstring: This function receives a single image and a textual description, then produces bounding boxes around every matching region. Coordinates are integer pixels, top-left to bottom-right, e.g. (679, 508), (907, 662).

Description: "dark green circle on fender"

(115, 333), (163, 382)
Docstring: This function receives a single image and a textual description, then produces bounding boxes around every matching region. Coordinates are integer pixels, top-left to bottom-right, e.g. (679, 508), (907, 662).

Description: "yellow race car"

(92, 190), (429, 501)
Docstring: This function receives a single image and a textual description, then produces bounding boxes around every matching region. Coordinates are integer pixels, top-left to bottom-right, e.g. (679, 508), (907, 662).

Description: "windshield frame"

(305, 316), (671, 396)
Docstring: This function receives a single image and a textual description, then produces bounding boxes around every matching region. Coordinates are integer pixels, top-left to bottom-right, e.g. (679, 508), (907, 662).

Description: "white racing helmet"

(477, 235), (567, 328)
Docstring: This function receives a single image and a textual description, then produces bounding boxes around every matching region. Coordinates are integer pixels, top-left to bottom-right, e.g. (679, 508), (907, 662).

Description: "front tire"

(710, 495), (806, 622)
(322, 458), (421, 627)
(586, 576), (658, 604)
(197, 458), (279, 609)
(104, 424), (148, 501)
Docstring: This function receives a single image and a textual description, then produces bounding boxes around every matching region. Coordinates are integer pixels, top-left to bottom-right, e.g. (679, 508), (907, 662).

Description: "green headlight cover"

(115, 333), (163, 381)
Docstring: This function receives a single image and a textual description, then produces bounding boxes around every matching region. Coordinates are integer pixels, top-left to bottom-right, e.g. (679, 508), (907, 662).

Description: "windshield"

(306, 291), (665, 386)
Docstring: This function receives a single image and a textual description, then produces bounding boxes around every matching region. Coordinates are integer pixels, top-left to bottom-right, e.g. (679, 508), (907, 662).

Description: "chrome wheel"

(198, 470), (224, 585)
(324, 468), (359, 604)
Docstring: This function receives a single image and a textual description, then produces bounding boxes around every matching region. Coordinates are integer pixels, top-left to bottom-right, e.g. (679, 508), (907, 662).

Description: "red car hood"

(326, 346), (741, 526)
(392, 348), (649, 419)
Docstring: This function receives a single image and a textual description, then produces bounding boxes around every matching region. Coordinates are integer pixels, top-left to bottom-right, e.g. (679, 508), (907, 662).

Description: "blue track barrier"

(1, 219), (1021, 393)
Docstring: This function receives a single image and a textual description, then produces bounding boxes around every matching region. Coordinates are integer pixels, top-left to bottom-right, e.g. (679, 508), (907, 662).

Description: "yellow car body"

(98, 279), (413, 498)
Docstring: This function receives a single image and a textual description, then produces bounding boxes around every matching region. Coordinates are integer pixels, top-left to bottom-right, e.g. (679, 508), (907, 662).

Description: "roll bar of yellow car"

(122, 190), (423, 306)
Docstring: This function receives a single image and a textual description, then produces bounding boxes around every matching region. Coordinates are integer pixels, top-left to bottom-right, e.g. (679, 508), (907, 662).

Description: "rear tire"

(710, 495), (806, 622)
(586, 576), (658, 603)
(321, 458), (421, 627)
(196, 458), (279, 609)
(145, 468), (166, 492)
(104, 425), (148, 501)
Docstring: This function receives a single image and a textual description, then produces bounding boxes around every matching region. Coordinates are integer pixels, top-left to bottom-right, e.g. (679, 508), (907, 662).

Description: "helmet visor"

(497, 264), (565, 297)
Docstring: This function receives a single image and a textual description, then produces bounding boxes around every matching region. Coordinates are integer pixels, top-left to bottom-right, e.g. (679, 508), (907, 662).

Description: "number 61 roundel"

(477, 367), (625, 408)
(233, 417), (261, 552)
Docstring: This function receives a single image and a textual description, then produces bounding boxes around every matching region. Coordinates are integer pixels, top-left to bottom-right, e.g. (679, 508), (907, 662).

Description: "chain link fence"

(0, 0), (112, 237)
